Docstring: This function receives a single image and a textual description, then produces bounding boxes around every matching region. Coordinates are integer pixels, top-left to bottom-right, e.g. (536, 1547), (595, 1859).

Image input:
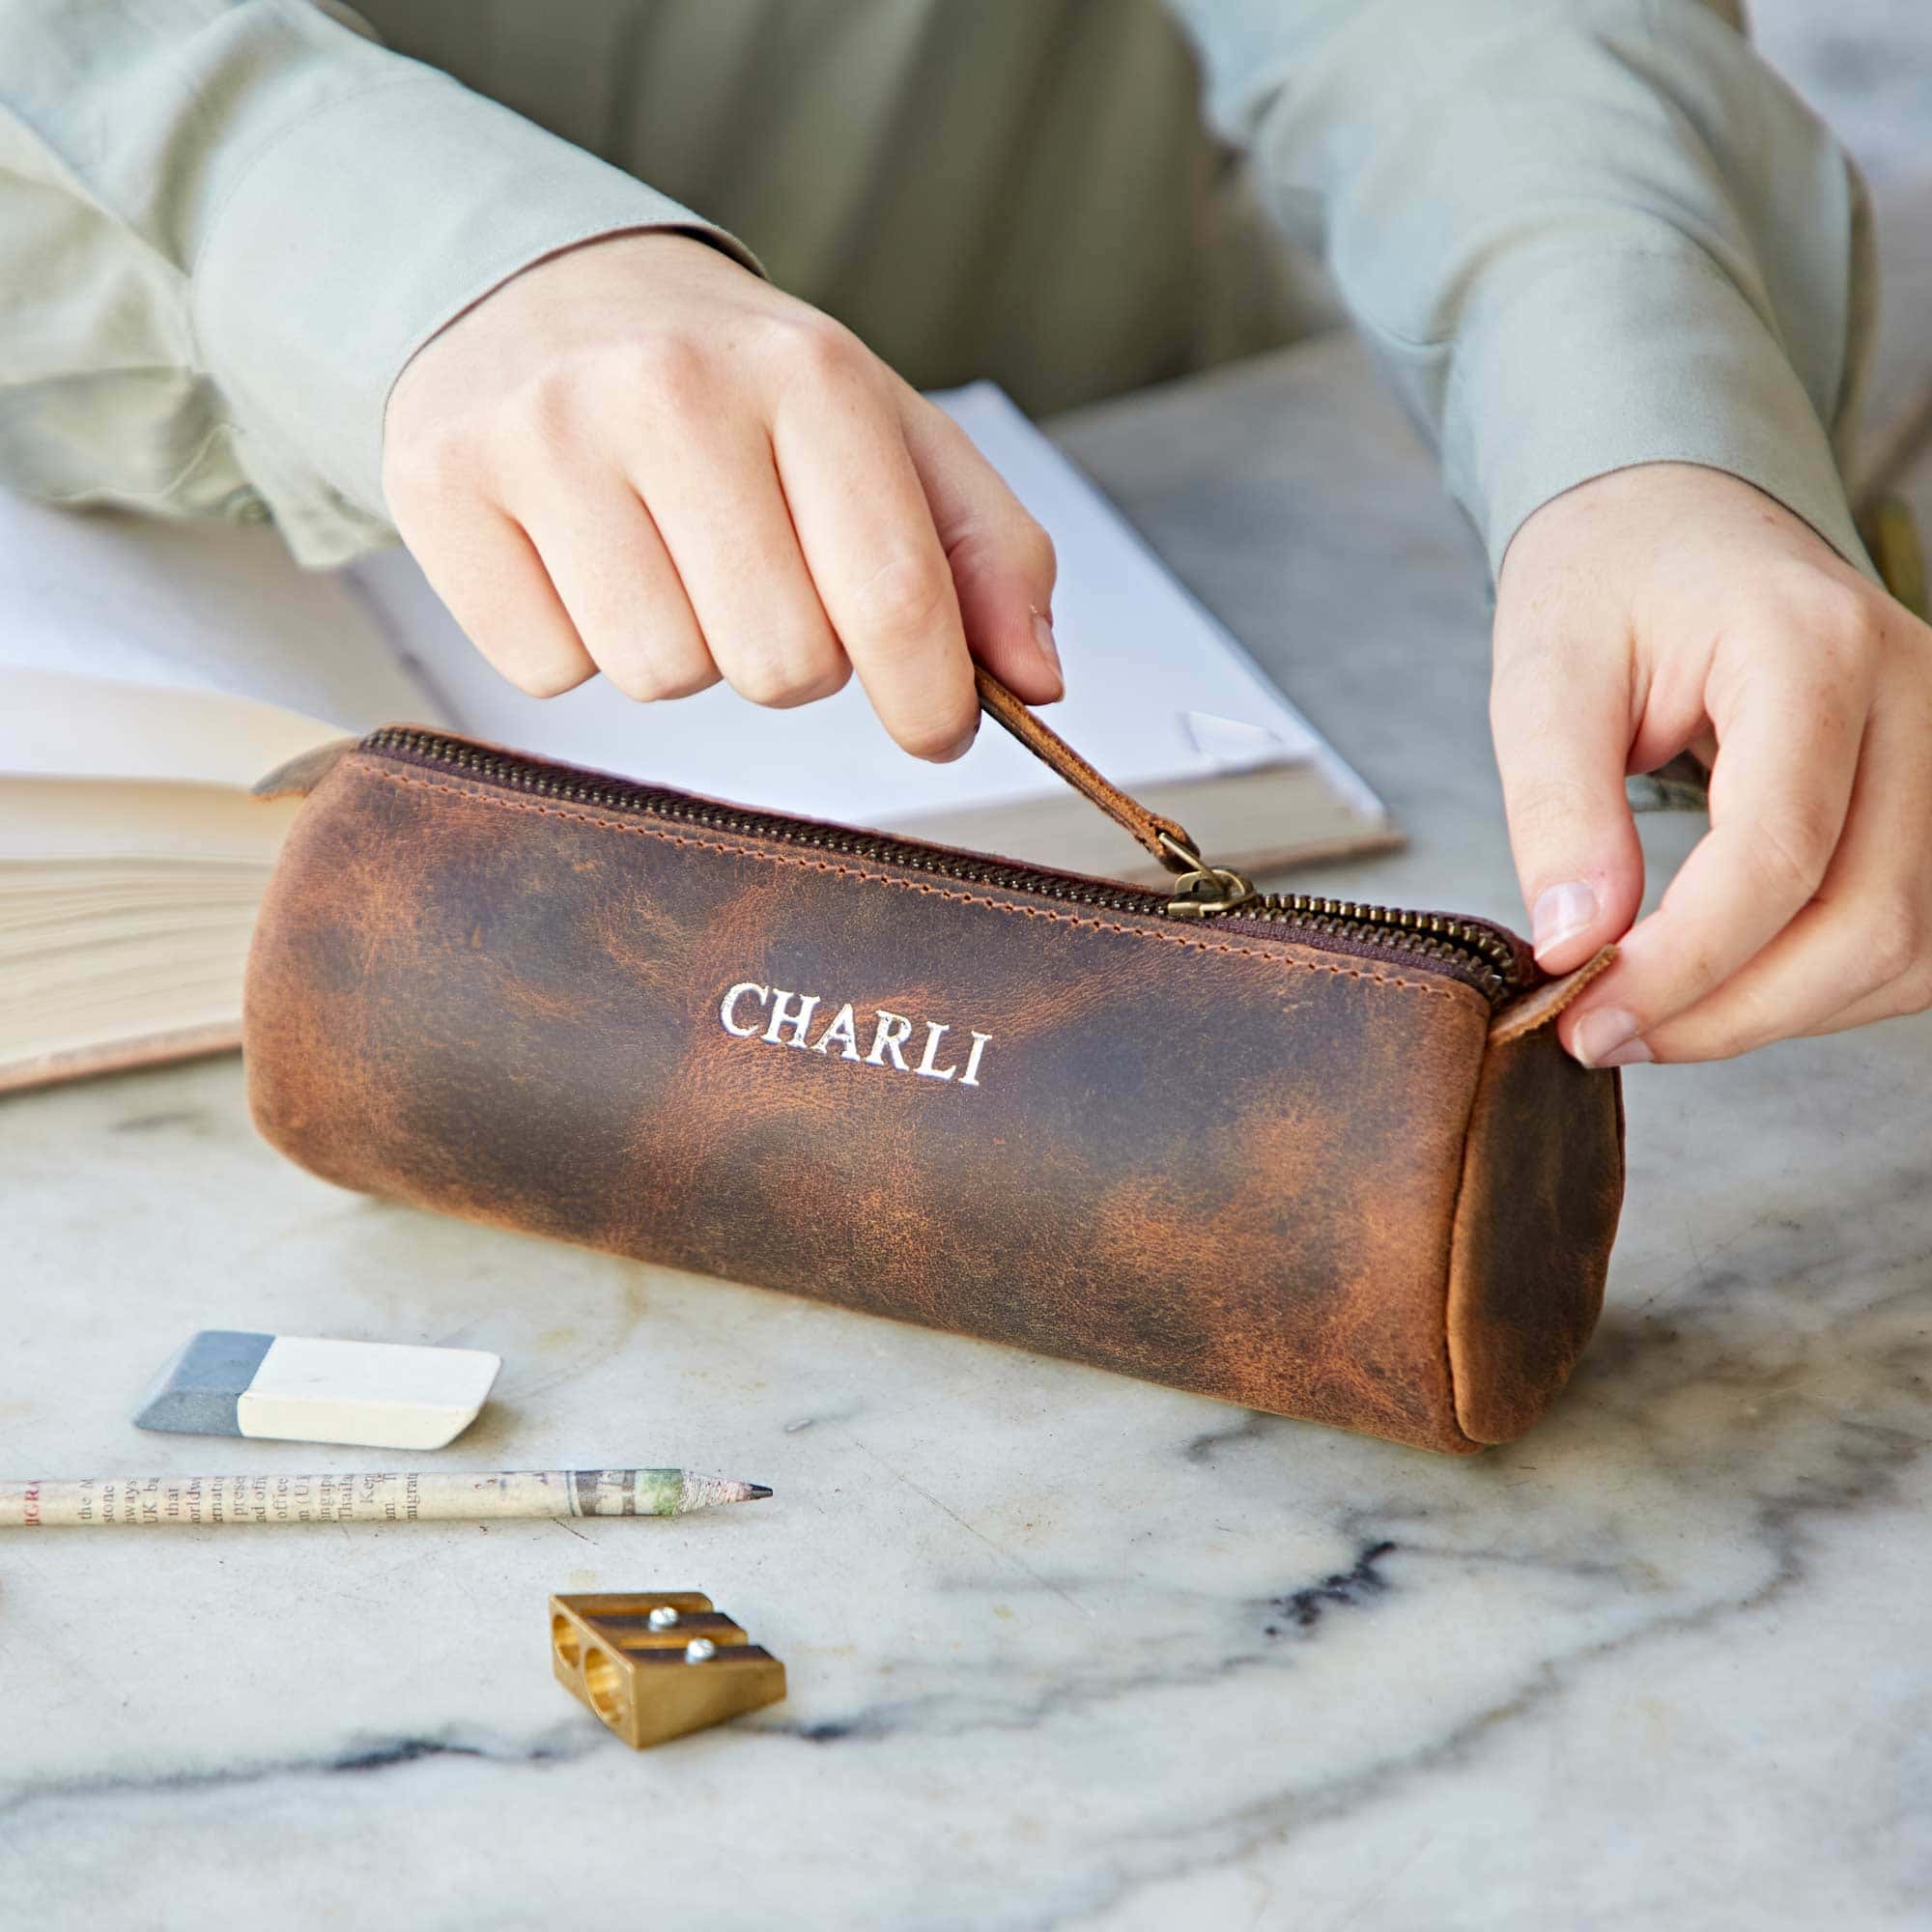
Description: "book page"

(0, 490), (446, 784)
(0, 669), (355, 790)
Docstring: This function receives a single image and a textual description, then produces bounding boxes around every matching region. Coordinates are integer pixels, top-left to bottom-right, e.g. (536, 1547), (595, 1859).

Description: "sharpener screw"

(684, 1637), (717, 1663)
(647, 1606), (679, 1630)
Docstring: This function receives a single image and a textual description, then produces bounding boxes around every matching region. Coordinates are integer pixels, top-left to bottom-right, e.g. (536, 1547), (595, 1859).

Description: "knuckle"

(1648, 975), (1776, 1065)
(728, 659), (790, 706)
(513, 364), (587, 453)
(769, 658), (851, 708)
(952, 512), (1056, 594)
(732, 640), (847, 708)
(1861, 893), (1927, 988)
(1489, 681), (1567, 753)
(1891, 961), (1932, 1018)
(1491, 632), (1577, 699)
(771, 312), (869, 384)
(383, 423), (472, 506)
(1697, 1026), (1762, 1065)
(939, 504), (1057, 606)
(503, 651), (590, 700)
(604, 654), (717, 703)
(1021, 520), (1059, 591)
(894, 705), (976, 761)
(625, 334), (710, 410)
(1780, 568), (1879, 652)
(847, 553), (954, 645)
(1743, 569), (1885, 691)
(1503, 771), (1603, 844)
(1749, 803), (1837, 899)
(985, 516), (1059, 597)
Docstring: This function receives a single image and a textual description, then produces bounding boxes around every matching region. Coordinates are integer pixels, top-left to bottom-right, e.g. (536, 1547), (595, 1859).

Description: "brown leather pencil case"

(244, 671), (1624, 1454)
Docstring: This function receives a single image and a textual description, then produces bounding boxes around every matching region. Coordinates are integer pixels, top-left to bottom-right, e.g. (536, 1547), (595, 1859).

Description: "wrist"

(1443, 246), (1873, 589)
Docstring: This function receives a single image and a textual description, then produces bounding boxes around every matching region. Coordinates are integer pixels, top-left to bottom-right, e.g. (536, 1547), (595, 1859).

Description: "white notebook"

(0, 383), (1395, 1093)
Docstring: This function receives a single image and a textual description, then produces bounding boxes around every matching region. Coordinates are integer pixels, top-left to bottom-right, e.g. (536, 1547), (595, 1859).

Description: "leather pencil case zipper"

(355, 724), (1535, 1009)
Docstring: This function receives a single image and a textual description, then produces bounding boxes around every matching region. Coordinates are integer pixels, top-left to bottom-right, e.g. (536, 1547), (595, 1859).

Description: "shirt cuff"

(191, 69), (760, 556)
(1433, 240), (1875, 582)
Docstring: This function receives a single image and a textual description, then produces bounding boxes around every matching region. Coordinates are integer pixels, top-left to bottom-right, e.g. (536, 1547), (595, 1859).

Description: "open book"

(0, 384), (1396, 1094)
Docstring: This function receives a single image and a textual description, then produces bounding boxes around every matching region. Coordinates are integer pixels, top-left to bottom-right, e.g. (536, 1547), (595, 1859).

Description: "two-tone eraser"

(133, 1331), (501, 1449)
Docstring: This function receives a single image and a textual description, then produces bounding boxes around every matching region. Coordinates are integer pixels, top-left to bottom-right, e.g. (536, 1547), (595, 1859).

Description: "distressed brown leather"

(1446, 1021), (1625, 1441)
(251, 736), (358, 800)
(243, 742), (1623, 1453)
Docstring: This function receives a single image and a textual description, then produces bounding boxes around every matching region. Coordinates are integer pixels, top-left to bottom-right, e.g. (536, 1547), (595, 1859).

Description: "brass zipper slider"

(1156, 829), (1256, 921)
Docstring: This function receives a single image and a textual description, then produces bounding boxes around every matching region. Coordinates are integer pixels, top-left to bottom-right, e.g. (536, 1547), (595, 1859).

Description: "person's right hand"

(382, 231), (1063, 760)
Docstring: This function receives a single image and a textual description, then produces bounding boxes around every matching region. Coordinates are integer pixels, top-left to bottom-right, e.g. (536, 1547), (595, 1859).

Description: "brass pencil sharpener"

(551, 1592), (786, 1749)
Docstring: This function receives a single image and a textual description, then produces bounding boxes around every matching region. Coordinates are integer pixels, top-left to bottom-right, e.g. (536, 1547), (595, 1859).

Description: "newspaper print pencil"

(0, 1467), (773, 1528)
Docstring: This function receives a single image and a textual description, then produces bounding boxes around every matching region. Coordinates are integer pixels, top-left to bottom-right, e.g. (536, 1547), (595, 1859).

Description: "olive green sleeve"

(0, 0), (757, 565)
(1178, 0), (1877, 580)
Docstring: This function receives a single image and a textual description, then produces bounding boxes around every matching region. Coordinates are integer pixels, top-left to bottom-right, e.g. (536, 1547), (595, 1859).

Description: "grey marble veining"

(3, 337), (1928, 1928)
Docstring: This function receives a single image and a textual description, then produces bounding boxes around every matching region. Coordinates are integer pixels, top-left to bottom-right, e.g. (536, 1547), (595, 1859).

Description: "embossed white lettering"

(763, 988), (820, 1048)
(722, 980), (991, 1087)
(867, 1009), (915, 1070)
(913, 1022), (957, 1082)
(959, 1031), (993, 1088)
(720, 981), (770, 1037)
(813, 1003), (863, 1061)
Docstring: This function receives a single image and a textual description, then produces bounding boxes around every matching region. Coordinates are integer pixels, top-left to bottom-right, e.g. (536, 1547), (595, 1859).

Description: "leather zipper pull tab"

(973, 665), (1254, 913)
(1488, 945), (1617, 1046)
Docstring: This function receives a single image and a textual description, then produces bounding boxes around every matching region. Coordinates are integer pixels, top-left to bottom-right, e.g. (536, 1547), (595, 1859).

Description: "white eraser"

(136, 1332), (500, 1448)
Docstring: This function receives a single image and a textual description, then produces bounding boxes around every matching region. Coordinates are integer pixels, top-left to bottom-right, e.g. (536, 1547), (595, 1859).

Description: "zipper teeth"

(360, 727), (1523, 1005)
(1227, 893), (1520, 994)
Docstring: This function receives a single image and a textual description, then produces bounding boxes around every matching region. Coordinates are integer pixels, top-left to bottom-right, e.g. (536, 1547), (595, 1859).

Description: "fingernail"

(1531, 880), (1599, 958)
(1031, 609), (1063, 683)
(1570, 1007), (1651, 1069)
(935, 725), (978, 763)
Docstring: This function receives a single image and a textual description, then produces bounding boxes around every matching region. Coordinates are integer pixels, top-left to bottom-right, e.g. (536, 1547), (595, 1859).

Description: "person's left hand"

(1490, 460), (1932, 1066)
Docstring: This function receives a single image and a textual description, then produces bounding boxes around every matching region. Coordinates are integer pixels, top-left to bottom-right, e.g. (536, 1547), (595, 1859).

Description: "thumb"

(1490, 631), (1645, 974)
(897, 392), (1064, 704)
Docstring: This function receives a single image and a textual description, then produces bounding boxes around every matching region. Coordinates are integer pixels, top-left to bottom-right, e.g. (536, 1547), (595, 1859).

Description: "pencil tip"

(748, 1484), (774, 1499)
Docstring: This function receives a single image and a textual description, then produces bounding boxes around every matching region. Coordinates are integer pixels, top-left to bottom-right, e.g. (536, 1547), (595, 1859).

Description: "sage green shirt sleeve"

(0, 0), (756, 565)
(1178, 0), (1877, 581)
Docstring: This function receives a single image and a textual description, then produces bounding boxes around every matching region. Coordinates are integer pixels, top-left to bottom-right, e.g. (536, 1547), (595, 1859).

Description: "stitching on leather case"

(364, 765), (1467, 1004)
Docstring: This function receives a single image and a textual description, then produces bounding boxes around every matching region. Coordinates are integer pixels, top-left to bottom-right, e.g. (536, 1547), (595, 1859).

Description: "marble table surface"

(4, 334), (1927, 1930)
